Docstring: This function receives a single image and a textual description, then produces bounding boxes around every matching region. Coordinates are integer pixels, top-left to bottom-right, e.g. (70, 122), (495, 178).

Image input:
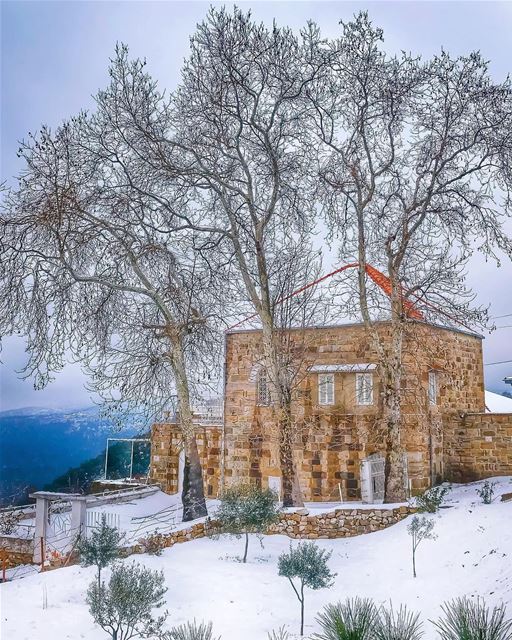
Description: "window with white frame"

(256, 369), (272, 406)
(428, 371), (437, 405)
(356, 373), (374, 405)
(318, 373), (334, 405)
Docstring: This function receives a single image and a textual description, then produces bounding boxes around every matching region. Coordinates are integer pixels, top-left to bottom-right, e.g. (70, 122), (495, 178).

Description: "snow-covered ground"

(1, 477), (511, 640)
(485, 390), (512, 412)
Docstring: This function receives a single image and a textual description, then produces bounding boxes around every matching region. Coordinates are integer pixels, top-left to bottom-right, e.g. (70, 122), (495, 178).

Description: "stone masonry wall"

(224, 322), (484, 501)
(444, 412), (512, 482)
(0, 536), (34, 569)
(40, 505), (414, 574)
(268, 505), (414, 538)
(151, 423), (222, 496)
(130, 505), (414, 555)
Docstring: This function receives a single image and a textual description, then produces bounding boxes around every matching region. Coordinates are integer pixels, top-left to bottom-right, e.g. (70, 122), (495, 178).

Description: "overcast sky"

(1, 1), (512, 410)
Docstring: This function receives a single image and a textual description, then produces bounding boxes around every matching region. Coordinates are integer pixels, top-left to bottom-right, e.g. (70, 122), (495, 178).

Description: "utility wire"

(490, 313), (512, 320)
(484, 359), (512, 366)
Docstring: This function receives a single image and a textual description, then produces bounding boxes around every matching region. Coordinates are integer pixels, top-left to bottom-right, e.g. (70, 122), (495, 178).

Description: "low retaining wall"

(125, 505), (414, 557)
(0, 536), (34, 569)
(268, 506), (413, 538)
(444, 413), (512, 482)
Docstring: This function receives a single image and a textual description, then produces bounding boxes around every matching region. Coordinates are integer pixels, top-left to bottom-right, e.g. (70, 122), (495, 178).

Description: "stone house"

(151, 320), (512, 503)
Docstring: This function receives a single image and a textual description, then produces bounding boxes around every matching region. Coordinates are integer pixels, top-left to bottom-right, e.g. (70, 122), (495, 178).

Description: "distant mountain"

(0, 406), (134, 505)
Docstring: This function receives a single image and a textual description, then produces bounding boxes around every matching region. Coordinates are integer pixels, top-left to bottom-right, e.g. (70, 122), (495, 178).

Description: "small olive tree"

(407, 516), (436, 578)
(77, 514), (123, 589)
(278, 542), (336, 636)
(87, 562), (167, 640)
(214, 484), (280, 563)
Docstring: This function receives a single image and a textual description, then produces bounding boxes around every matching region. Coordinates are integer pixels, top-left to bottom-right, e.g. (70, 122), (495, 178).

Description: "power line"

(490, 313), (512, 320)
(495, 325), (512, 329)
(484, 359), (512, 366)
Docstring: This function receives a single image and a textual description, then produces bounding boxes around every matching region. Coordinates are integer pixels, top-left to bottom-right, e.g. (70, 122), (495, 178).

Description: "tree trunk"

(383, 379), (406, 503)
(243, 531), (249, 563)
(260, 319), (304, 508)
(300, 583), (305, 636)
(383, 281), (407, 503)
(169, 332), (208, 522)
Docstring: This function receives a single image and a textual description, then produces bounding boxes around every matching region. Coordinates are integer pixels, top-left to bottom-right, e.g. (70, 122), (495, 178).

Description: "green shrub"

(78, 513), (123, 589)
(166, 620), (220, 640)
(214, 483), (280, 563)
(374, 604), (423, 640)
(312, 598), (378, 640)
(415, 486), (449, 513)
(476, 481), (498, 505)
(432, 597), (512, 640)
(87, 561), (167, 640)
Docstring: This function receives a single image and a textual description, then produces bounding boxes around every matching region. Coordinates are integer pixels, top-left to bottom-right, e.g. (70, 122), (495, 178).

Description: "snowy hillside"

(0, 406), (134, 505)
(2, 477), (511, 640)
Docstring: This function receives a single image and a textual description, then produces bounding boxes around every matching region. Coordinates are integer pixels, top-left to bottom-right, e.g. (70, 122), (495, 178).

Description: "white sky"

(1, 1), (512, 410)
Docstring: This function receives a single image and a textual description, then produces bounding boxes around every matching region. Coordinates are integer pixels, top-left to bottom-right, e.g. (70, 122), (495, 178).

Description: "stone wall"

(268, 505), (414, 538)
(444, 412), (512, 482)
(127, 505), (414, 557)
(0, 536), (33, 569)
(223, 322), (484, 500)
(151, 423), (222, 496)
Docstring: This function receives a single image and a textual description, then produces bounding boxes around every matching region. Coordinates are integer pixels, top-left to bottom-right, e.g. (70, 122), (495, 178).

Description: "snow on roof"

(485, 390), (512, 413)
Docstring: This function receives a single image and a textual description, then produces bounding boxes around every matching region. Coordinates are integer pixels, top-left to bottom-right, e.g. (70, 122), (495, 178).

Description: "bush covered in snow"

(415, 486), (449, 513)
(278, 541), (335, 636)
(313, 597), (378, 640)
(374, 603), (423, 640)
(432, 597), (512, 640)
(87, 561), (167, 640)
(214, 483), (280, 563)
(165, 619), (220, 640)
(0, 507), (23, 535)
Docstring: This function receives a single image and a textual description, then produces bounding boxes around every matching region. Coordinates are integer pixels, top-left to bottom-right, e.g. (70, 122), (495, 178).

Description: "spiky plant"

(313, 598), (378, 640)
(432, 597), (512, 640)
(374, 604), (424, 640)
(166, 620), (220, 640)
(267, 627), (291, 640)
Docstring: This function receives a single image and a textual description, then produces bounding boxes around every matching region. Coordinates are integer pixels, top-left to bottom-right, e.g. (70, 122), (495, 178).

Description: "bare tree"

(0, 51), (228, 521)
(165, 8), (326, 506)
(308, 13), (512, 500)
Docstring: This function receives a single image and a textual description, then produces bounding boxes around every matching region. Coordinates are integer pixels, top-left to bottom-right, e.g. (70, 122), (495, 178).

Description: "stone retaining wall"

(39, 504), (414, 573)
(268, 505), (414, 538)
(0, 536), (34, 569)
(125, 505), (414, 558)
(444, 413), (512, 482)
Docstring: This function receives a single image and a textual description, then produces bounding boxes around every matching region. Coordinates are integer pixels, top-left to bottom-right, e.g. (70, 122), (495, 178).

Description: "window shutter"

(356, 373), (374, 405)
(318, 373), (334, 405)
